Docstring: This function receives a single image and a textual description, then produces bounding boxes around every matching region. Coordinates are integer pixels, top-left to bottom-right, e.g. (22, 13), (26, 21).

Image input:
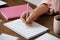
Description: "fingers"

(21, 12), (26, 23)
(26, 13), (38, 23)
(21, 12), (33, 24)
(21, 11), (38, 25)
(21, 12), (31, 23)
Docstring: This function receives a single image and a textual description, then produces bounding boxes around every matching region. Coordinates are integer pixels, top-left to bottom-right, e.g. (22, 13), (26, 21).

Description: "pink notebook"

(0, 4), (33, 20)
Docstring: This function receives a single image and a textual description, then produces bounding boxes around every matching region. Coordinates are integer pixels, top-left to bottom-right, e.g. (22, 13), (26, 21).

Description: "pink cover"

(0, 4), (33, 20)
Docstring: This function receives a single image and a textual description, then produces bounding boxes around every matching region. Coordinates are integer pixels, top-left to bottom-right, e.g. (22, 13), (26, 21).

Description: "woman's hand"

(21, 4), (49, 24)
(21, 11), (39, 24)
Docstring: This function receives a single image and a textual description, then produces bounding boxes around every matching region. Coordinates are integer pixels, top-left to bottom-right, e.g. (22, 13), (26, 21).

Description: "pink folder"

(0, 4), (33, 20)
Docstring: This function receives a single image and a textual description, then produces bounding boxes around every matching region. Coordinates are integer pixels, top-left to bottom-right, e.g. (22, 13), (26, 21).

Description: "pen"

(26, 3), (29, 22)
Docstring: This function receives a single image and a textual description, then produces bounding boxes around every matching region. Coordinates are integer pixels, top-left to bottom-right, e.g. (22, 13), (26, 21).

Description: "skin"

(21, 4), (49, 24)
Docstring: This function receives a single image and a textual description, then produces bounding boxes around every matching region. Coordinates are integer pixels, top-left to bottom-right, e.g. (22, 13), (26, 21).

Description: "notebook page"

(0, 33), (19, 40)
(25, 0), (42, 6)
(35, 33), (60, 40)
(4, 19), (48, 39)
(0, 1), (7, 5)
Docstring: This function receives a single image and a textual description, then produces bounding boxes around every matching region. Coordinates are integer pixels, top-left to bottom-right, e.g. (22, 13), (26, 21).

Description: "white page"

(0, 33), (19, 40)
(25, 0), (42, 6)
(35, 33), (60, 40)
(0, 0), (7, 5)
(4, 19), (48, 39)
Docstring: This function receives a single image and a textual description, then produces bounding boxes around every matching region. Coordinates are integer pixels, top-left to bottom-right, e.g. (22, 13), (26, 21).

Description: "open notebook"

(0, 4), (33, 21)
(4, 19), (48, 39)
(0, 33), (19, 40)
(35, 33), (60, 40)
(0, 0), (7, 6)
(25, 0), (42, 6)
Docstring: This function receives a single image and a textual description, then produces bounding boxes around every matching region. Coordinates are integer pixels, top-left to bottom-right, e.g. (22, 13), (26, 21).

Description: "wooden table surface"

(0, 0), (60, 40)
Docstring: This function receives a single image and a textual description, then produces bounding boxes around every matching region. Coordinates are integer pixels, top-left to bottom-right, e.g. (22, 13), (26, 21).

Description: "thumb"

(26, 14), (34, 22)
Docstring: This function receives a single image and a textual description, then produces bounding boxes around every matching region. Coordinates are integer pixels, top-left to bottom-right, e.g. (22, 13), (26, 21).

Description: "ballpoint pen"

(26, 3), (29, 22)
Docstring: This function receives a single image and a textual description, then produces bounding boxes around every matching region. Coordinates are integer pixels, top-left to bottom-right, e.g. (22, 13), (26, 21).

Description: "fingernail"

(26, 19), (28, 22)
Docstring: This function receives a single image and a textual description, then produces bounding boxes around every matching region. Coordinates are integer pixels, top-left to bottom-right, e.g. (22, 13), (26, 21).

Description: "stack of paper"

(0, 33), (19, 40)
(35, 33), (60, 40)
(25, 0), (42, 6)
(4, 19), (48, 39)
(0, 0), (7, 6)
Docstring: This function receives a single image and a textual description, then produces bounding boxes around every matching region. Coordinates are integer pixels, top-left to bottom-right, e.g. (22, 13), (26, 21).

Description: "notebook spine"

(0, 12), (8, 21)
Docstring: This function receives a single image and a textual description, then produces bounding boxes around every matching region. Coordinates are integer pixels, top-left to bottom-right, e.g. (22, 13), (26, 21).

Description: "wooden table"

(0, 0), (60, 40)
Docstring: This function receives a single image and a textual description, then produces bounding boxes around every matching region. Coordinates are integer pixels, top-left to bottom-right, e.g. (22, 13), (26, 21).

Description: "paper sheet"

(0, 0), (7, 5)
(35, 33), (60, 40)
(25, 0), (42, 6)
(4, 19), (48, 39)
(0, 33), (19, 40)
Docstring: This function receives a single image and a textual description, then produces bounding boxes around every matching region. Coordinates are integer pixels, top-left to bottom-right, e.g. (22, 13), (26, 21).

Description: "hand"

(21, 4), (49, 24)
(21, 11), (39, 24)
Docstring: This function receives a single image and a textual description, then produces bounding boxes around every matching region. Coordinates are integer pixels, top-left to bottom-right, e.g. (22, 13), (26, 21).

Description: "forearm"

(32, 4), (49, 17)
